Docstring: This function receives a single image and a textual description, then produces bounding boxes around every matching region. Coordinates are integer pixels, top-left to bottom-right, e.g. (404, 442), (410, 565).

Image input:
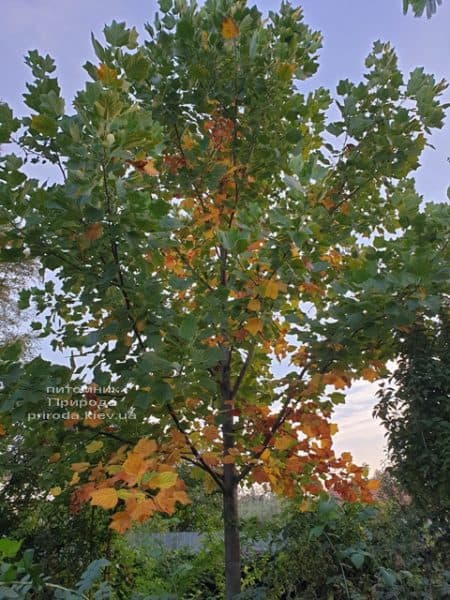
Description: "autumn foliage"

(0, 0), (448, 597)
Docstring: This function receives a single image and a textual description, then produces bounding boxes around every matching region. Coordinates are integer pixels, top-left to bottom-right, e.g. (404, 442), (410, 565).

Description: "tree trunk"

(223, 475), (241, 600)
(218, 308), (241, 599)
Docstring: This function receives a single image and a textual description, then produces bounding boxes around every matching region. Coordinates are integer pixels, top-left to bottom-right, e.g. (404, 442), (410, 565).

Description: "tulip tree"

(0, 1), (448, 597)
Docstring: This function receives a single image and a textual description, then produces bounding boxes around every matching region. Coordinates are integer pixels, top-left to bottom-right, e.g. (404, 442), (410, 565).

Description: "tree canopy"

(0, 0), (449, 596)
(375, 305), (450, 517)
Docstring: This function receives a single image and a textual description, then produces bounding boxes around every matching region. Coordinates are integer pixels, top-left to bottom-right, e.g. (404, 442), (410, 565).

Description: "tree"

(375, 303), (450, 517)
(0, 1), (448, 597)
(403, 0), (443, 18)
(0, 261), (37, 354)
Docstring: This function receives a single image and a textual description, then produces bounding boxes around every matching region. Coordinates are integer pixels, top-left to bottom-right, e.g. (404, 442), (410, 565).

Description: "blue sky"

(1, 0), (449, 471)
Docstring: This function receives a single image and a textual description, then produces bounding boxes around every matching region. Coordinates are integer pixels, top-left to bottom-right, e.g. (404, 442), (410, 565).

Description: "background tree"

(0, 1), (448, 597)
(375, 302), (450, 518)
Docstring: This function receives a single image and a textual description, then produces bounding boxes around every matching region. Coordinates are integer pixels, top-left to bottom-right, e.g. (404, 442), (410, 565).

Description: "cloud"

(333, 381), (387, 472)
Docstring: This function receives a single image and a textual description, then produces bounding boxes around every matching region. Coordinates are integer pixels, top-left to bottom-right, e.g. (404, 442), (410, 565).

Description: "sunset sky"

(1, 0), (449, 472)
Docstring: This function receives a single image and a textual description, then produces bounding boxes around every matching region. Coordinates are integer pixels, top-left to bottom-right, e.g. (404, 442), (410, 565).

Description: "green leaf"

(179, 314), (198, 341)
(0, 538), (22, 559)
(104, 20), (138, 49)
(308, 525), (324, 540)
(350, 552), (365, 569)
(123, 53), (150, 82)
(0, 341), (23, 362)
(77, 559), (110, 594)
(286, 128), (302, 144)
(159, 0), (172, 12)
(30, 114), (57, 136)
(379, 567), (397, 587)
(0, 103), (20, 143)
(141, 352), (176, 373)
(151, 381), (173, 403)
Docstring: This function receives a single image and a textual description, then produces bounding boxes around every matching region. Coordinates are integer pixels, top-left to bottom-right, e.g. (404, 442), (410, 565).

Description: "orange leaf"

(90, 487), (118, 510)
(130, 498), (156, 522)
(97, 63), (118, 84)
(122, 452), (148, 479)
(203, 425), (219, 442)
(142, 159), (159, 176)
(299, 499), (312, 513)
(71, 462), (90, 473)
(154, 490), (176, 514)
(221, 17), (239, 40)
(134, 438), (157, 457)
(251, 467), (269, 484)
(84, 223), (103, 241)
(173, 490), (191, 505)
(361, 368), (379, 383)
(127, 159), (159, 176)
(48, 452), (61, 464)
(109, 511), (132, 533)
(367, 479), (380, 491)
(246, 239), (264, 252)
(320, 197), (334, 210)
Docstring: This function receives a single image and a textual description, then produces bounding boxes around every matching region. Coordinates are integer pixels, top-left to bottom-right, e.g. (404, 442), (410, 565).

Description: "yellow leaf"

(260, 449), (270, 461)
(329, 423), (339, 435)
(263, 279), (287, 300)
(69, 472), (80, 486)
(221, 17), (239, 39)
(86, 440), (103, 454)
(274, 436), (293, 451)
(147, 471), (178, 490)
(182, 133), (196, 150)
(244, 317), (263, 336)
(109, 511), (132, 533)
(50, 486), (62, 497)
(90, 487), (118, 510)
(201, 30), (209, 49)
(247, 298), (261, 312)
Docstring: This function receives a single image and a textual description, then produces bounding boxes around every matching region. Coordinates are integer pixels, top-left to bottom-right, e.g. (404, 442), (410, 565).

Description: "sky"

(1, 0), (449, 472)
